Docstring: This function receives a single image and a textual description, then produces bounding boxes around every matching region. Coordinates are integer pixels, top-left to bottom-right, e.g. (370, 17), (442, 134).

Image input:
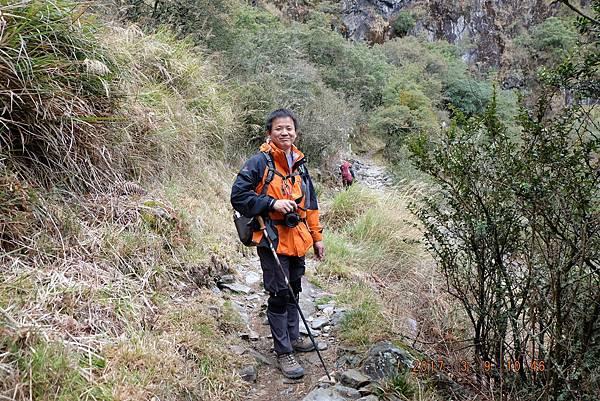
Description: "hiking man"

(231, 109), (325, 379)
(340, 160), (355, 188)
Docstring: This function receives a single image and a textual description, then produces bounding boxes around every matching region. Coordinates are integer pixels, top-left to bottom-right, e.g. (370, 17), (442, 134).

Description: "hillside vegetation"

(1, 0), (598, 400)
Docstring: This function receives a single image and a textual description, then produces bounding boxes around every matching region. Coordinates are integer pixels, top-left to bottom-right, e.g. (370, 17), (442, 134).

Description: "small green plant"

(1, 335), (112, 401)
(393, 11), (416, 37)
(386, 371), (416, 398)
(336, 284), (390, 347)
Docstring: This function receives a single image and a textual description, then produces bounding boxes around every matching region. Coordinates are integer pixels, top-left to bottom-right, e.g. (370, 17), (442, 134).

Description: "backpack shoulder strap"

(260, 152), (276, 195)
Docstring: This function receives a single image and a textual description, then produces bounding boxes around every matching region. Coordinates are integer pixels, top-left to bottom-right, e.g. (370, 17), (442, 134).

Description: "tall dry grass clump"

(0, 0), (117, 190)
(103, 26), (239, 180)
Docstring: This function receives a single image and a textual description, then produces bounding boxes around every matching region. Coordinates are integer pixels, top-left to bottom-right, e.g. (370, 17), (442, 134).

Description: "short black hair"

(265, 108), (299, 132)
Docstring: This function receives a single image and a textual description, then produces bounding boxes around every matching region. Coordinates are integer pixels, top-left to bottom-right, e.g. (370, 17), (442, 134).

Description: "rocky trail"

(350, 158), (394, 193)
(215, 253), (412, 401)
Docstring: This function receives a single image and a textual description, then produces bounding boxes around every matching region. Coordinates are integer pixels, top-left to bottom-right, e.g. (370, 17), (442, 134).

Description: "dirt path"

(226, 256), (342, 401)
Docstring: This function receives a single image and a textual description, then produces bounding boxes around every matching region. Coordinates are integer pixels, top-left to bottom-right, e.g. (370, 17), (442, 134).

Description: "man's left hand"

(313, 241), (325, 261)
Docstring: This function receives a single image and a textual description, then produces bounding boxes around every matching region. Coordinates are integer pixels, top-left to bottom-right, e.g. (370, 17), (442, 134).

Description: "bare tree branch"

(555, 0), (600, 25)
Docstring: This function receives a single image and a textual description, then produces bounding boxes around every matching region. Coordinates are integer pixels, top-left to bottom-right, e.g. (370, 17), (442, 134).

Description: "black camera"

(283, 211), (301, 228)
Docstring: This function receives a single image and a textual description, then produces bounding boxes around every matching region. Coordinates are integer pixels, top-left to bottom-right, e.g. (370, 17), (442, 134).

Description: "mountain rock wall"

(260, 0), (589, 70)
(338, 0), (559, 69)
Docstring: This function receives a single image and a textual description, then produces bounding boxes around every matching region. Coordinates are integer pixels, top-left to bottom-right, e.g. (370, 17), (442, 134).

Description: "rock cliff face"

(338, 0), (559, 69)
(261, 0), (586, 70)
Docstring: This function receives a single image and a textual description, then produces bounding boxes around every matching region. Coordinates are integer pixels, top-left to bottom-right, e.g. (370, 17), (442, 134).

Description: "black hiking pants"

(257, 246), (305, 355)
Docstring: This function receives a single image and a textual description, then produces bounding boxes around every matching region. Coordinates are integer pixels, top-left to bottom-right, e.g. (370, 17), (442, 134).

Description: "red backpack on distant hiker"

(340, 161), (354, 188)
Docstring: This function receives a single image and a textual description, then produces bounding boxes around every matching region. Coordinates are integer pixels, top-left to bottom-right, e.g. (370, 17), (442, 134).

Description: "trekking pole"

(256, 216), (332, 382)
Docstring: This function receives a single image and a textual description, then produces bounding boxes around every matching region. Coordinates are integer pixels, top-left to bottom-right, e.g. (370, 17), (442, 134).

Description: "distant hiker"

(340, 160), (355, 188)
(231, 108), (325, 379)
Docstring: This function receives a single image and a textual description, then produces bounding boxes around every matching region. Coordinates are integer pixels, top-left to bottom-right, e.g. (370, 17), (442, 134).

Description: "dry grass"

(0, 3), (253, 399)
(0, 0), (119, 191)
(319, 182), (468, 396)
(102, 25), (239, 180)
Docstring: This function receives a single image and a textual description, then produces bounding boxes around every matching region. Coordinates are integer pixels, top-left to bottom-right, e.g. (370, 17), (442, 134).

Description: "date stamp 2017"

(411, 359), (546, 375)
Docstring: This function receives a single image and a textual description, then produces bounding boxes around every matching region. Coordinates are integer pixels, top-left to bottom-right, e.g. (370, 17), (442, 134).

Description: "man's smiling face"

(268, 116), (297, 152)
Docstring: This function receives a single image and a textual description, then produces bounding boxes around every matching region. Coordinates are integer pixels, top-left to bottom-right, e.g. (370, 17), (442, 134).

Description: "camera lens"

(284, 212), (300, 228)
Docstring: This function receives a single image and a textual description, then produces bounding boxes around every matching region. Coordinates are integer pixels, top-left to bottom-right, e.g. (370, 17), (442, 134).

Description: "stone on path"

(248, 349), (272, 365)
(229, 345), (246, 355)
(333, 385), (361, 399)
(300, 324), (320, 337)
(312, 317), (330, 329)
(332, 309), (348, 325)
(218, 274), (236, 284)
(357, 396), (378, 401)
(317, 341), (328, 351)
(340, 369), (371, 389)
(239, 328), (260, 341)
(301, 387), (349, 401)
(245, 271), (261, 286)
(238, 365), (257, 382)
(219, 282), (253, 294)
(299, 293), (316, 317)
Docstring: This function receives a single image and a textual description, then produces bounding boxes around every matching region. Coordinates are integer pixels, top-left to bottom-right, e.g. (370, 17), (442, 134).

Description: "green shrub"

(225, 8), (361, 162)
(393, 11), (416, 37)
(442, 62), (493, 115)
(528, 17), (578, 63)
(410, 80), (600, 398)
(300, 15), (395, 110)
(118, 0), (241, 50)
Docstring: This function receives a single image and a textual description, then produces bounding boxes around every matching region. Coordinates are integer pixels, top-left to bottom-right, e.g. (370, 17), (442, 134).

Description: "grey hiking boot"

(277, 353), (304, 379)
(292, 336), (315, 352)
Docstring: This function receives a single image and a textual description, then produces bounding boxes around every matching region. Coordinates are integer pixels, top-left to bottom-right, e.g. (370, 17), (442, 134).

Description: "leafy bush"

(393, 11), (416, 37)
(300, 14), (395, 110)
(117, 0), (241, 50)
(409, 5), (600, 392)
(520, 16), (578, 65)
(442, 62), (493, 115)
(225, 6), (361, 163)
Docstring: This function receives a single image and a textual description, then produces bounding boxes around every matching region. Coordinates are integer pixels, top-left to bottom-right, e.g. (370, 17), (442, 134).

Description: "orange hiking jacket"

(231, 142), (323, 256)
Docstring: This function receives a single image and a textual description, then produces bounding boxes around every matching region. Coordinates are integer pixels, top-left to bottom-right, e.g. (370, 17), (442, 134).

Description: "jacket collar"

(259, 142), (305, 172)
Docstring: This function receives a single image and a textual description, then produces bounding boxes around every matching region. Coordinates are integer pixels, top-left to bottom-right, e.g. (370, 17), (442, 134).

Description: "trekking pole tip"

(318, 373), (336, 385)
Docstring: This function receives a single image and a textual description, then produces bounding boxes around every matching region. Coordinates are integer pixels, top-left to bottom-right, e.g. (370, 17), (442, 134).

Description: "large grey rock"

(301, 387), (348, 401)
(360, 342), (413, 380)
(357, 396), (378, 401)
(340, 369), (371, 389)
(299, 292), (316, 317)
